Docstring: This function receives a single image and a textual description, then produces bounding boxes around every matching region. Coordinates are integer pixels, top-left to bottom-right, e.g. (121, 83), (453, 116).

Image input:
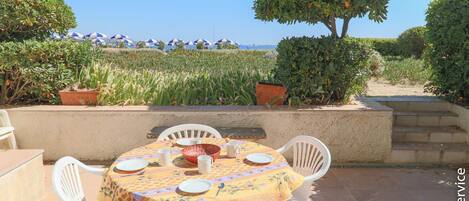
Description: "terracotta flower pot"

(59, 89), (99, 105)
(256, 82), (287, 106)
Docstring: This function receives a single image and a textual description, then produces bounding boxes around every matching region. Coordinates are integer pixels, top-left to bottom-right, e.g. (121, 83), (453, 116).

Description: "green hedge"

(398, 26), (427, 58)
(425, 0), (469, 104)
(357, 38), (401, 56)
(0, 40), (100, 104)
(275, 36), (371, 105)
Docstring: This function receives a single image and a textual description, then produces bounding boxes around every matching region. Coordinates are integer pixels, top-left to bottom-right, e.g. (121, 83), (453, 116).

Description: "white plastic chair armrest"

(0, 126), (14, 135)
(276, 145), (288, 154)
(83, 166), (106, 175)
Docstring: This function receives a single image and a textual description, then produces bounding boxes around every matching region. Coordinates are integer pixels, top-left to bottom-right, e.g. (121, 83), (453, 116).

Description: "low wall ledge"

(3, 103), (391, 113)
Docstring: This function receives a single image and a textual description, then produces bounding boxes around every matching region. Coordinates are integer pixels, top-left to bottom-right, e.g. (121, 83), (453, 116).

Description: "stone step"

(387, 142), (469, 164)
(393, 111), (458, 126)
(392, 126), (468, 143)
(384, 100), (450, 112)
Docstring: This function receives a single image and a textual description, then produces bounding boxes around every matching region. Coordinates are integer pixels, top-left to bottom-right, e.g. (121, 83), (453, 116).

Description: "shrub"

(196, 42), (206, 50)
(216, 43), (239, 50)
(0, 40), (101, 104)
(425, 0), (469, 103)
(382, 57), (430, 85)
(398, 26), (427, 58)
(275, 36), (372, 105)
(157, 41), (165, 51)
(0, 0), (76, 41)
(357, 38), (401, 56)
(136, 41), (146, 48)
(369, 50), (385, 76)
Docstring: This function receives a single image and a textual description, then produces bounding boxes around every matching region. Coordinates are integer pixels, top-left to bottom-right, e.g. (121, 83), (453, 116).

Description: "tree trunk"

(341, 17), (351, 38)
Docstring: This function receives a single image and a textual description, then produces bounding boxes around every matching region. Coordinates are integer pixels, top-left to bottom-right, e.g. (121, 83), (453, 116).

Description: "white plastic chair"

(0, 110), (16, 149)
(277, 135), (331, 201)
(53, 156), (105, 201)
(157, 124), (222, 141)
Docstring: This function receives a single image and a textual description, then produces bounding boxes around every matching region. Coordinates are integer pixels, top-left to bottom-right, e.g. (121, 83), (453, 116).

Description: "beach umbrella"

(216, 38), (229, 45)
(122, 39), (133, 44)
(51, 33), (63, 40)
(146, 39), (158, 44)
(67, 32), (83, 39)
(111, 34), (129, 40)
(185, 41), (194, 46)
(91, 38), (106, 45)
(85, 32), (107, 39)
(168, 38), (183, 46)
(193, 39), (211, 46)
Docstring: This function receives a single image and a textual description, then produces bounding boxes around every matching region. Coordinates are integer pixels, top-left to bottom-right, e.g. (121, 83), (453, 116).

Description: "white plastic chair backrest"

(277, 135), (331, 182)
(157, 124), (222, 141)
(53, 156), (104, 201)
(0, 110), (12, 127)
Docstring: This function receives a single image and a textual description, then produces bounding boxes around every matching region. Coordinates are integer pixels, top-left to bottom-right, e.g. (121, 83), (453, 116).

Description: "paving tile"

(429, 132), (453, 143)
(309, 186), (356, 201)
(442, 151), (467, 163)
(439, 116), (458, 126)
(395, 116), (417, 126)
(416, 150), (441, 163)
(417, 116), (440, 126)
(452, 132), (468, 143)
(386, 149), (416, 163)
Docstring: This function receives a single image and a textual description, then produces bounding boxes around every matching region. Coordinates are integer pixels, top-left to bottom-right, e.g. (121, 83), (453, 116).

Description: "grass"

(381, 56), (431, 85)
(79, 50), (275, 105)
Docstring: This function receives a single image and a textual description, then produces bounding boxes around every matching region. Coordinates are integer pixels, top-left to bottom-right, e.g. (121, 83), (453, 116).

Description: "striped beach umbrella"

(86, 32), (107, 39)
(185, 41), (194, 46)
(111, 34), (129, 40)
(122, 39), (133, 44)
(193, 39), (212, 46)
(215, 38), (229, 45)
(168, 38), (183, 46)
(91, 38), (106, 45)
(146, 39), (158, 44)
(67, 32), (83, 39)
(51, 33), (63, 40)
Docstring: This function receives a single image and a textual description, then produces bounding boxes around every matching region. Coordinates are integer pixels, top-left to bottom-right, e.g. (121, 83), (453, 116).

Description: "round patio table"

(98, 138), (304, 201)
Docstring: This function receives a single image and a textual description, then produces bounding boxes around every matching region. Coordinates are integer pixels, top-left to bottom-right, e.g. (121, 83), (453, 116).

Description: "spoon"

(216, 183), (225, 196)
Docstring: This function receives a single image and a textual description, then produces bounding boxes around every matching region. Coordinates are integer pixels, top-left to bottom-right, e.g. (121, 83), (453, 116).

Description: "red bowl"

(182, 144), (221, 164)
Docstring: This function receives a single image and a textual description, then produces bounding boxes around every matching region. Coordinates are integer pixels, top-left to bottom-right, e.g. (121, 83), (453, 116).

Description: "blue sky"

(65, 0), (430, 45)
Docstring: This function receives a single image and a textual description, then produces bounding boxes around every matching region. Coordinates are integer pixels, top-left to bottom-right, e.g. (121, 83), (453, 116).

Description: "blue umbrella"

(215, 38), (229, 45)
(168, 38), (183, 46)
(86, 32), (107, 39)
(185, 41), (194, 46)
(91, 38), (106, 45)
(146, 39), (158, 44)
(193, 39), (212, 46)
(111, 34), (129, 40)
(51, 33), (63, 40)
(67, 32), (83, 39)
(122, 39), (133, 44)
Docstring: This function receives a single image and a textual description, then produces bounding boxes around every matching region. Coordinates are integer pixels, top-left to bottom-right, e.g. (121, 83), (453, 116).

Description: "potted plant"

(255, 82), (287, 106)
(59, 77), (99, 106)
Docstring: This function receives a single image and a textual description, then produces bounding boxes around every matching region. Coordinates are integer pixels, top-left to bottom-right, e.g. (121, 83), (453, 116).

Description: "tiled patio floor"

(42, 166), (461, 201)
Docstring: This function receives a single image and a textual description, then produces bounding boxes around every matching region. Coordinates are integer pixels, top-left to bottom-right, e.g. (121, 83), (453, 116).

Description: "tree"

(253, 0), (388, 38)
(0, 0), (76, 41)
(398, 26), (427, 58)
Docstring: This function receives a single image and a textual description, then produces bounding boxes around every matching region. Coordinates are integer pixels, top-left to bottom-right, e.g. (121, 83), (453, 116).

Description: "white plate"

(246, 153), (273, 164)
(178, 179), (212, 194)
(176, 139), (201, 146)
(115, 159), (148, 172)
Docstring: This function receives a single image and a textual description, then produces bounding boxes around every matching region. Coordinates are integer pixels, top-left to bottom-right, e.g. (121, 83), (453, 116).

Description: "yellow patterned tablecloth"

(98, 139), (304, 201)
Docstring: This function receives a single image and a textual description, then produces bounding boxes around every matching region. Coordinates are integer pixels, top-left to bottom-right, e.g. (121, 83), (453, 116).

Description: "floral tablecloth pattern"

(98, 138), (304, 201)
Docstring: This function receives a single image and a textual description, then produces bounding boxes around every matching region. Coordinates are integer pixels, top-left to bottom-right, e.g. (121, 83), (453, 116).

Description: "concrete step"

(393, 126), (468, 143)
(384, 101), (450, 112)
(387, 142), (469, 164)
(393, 111), (458, 126)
